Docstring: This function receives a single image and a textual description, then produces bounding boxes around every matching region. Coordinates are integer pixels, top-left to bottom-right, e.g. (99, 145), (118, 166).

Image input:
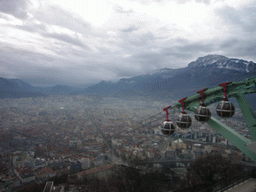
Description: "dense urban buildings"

(0, 95), (252, 191)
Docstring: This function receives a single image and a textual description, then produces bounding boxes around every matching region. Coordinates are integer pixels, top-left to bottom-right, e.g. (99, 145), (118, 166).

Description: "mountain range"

(81, 54), (256, 98)
(1, 54), (256, 101)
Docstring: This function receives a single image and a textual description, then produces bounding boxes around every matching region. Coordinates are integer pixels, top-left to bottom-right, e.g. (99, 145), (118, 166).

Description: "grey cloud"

(160, 0), (211, 4)
(2, 32), (256, 87)
(34, 5), (91, 35)
(130, 0), (210, 5)
(116, 35), (197, 69)
(2, 0), (256, 87)
(216, 5), (256, 33)
(0, 47), (55, 81)
(172, 0), (192, 4)
(0, 45), (143, 86)
(81, 60), (142, 79)
(213, 4), (256, 59)
(0, 12), (12, 20)
(169, 37), (256, 64)
(2, 3), (92, 51)
(159, 38), (216, 59)
(129, 0), (152, 5)
(133, 52), (164, 64)
(220, 38), (239, 49)
(13, 22), (47, 33)
(218, 37), (256, 58)
(143, 39), (219, 68)
(124, 32), (155, 46)
(162, 48), (194, 59)
(128, 37), (195, 68)
(176, 42), (216, 53)
(121, 25), (139, 33)
(114, 5), (134, 14)
(8, 21), (89, 50)
(195, 0), (211, 4)
(129, 50), (193, 70)
(173, 37), (189, 44)
(20, 70), (65, 87)
(20, 65), (104, 87)
(42, 32), (88, 49)
(0, 0), (30, 19)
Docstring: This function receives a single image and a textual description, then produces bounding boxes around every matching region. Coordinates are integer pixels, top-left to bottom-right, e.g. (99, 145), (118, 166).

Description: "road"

(88, 114), (127, 166)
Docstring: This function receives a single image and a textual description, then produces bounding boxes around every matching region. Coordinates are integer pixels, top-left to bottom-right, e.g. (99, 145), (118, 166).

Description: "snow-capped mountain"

(187, 54), (255, 72)
(0, 55), (255, 99)
(83, 54), (256, 98)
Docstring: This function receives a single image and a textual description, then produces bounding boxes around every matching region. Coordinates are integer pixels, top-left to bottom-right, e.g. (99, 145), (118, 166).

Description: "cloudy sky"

(0, 0), (256, 87)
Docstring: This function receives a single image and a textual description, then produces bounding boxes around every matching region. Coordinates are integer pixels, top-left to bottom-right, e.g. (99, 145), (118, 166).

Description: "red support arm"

(219, 82), (231, 100)
(163, 106), (171, 121)
(197, 88), (208, 105)
(179, 97), (187, 114)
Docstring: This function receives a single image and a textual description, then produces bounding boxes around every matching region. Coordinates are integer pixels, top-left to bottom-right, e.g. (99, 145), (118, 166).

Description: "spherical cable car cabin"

(194, 89), (212, 123)
(216, 82), (235, 119)
(161, 106), (176, 135)
(195, 105), (212, 122)
(176, 97), (192, 129)
(216, 100), (235, 118)
(177, 112), (192, 129)
(161, 121), (175, 135)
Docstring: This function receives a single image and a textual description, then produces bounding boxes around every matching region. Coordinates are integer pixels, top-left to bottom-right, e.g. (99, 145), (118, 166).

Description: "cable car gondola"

(194, 89), (211, 123)
(216, 100), (235, 118)
(177, 112), (192, 129)
(176, 98), (192, 129)
(216, 82), (235, 118)
(161, 121), (175, 135)
(161, 106), (176, 135)
(195, 105), (212, 122)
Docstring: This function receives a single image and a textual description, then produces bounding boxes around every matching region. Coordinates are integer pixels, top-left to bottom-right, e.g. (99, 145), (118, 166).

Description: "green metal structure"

(171, 76), (256, 163)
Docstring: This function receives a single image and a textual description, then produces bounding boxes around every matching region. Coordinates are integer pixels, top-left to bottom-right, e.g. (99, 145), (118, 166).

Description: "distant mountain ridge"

(0, 77), (46, 98)
(82, 54), (256, 98)
(0, 54), (255, 99)
(0, 79), (81, 98)
(35, 85), (82, 95)
(188, 55), (255, 72)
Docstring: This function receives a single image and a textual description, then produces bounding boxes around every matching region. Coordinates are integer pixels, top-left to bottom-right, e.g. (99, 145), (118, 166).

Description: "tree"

(51, 173), (68, 185)
(106, 166), (168, 192)
(17, 182), (46, 192)
(73, 165), (173, 192)
(181, 154), (243, 191)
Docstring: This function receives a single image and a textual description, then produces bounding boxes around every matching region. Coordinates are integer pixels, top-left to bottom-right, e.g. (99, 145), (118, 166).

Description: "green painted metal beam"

(169, 76), (256, 162)
(235, 94), (256, 141)
(207, 116), (256, 162)
(172, 76), (256, 110)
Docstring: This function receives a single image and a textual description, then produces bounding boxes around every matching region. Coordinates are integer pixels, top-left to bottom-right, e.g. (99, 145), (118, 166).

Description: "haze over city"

(1, 0), (256, 86)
